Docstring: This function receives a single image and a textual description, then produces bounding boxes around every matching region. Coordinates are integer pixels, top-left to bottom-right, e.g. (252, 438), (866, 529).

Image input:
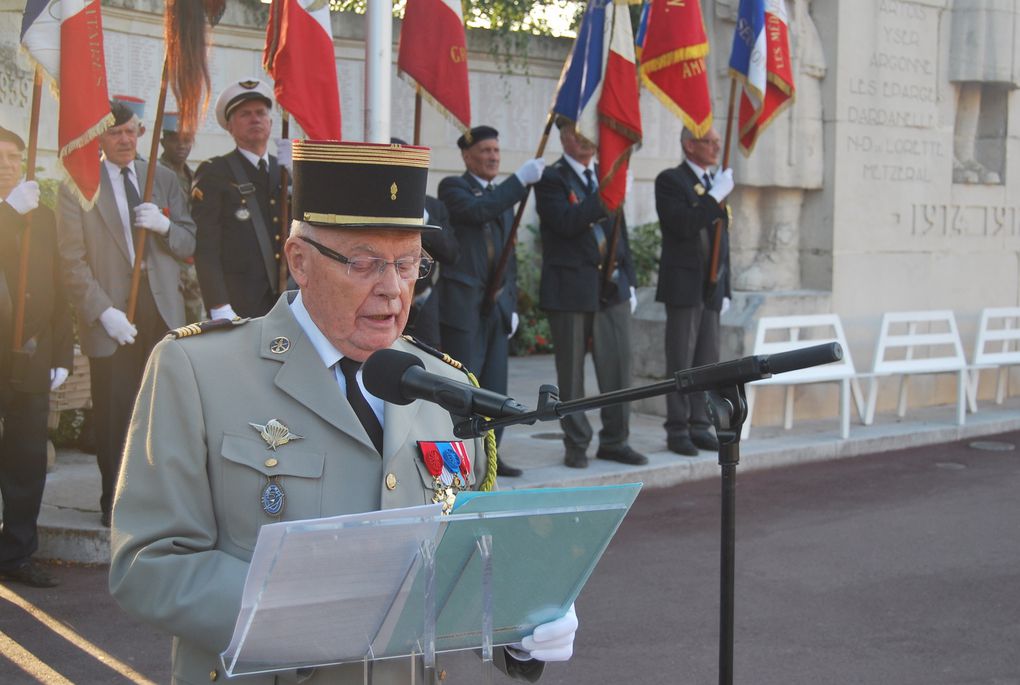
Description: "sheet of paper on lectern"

(222, 504), (443, 676)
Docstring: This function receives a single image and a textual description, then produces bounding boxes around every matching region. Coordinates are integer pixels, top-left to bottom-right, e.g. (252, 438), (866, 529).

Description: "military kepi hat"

(292, 140), (439, 231)
(110, 95), (145, 125)
(456, 125), (498, 150)
(215, 78), (273, 130)
(162, 112), (180, 134)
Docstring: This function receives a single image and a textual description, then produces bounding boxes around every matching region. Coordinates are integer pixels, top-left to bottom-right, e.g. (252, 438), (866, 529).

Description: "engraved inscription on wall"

(912, 203), (1020, 238)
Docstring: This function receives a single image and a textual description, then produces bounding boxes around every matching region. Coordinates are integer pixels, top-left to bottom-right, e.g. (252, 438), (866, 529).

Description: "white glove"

(5, 180), (40, 215)
(721, 296), (731, 315)
(510, 604), (578, 662)
(708, 168), (734, 203)
(99, 307), (137, 345)
(50, 367), (69, 391)
(508, 311), (520, 339)
(625, 167), (634, 198)
(514, 158), (546, 186)
(629, 286), (637, 314)
(133, 203), (171, 235)
(210, 304), (238, 321)
(276, 137), (293, 171)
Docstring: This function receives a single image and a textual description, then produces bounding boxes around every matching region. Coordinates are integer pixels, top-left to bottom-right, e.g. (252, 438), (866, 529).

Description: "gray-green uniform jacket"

(109, 294), (542, 684)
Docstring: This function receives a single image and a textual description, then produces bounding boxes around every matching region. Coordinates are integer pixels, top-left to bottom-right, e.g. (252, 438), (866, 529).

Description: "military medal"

(419, 440), (471, 514)
(261, 477), (285, 517)
(250, 419), (304, 450)
(235, 205), (251, 221)
(694, 183), (706, 196)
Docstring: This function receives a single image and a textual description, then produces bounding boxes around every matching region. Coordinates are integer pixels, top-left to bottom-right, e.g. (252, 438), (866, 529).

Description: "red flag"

(264, 0), (342, 140)
(637, 0), (713, 138)
(22, 0), (113, 207)
(398, 0), (471, 133)
(597, 1), (642, 212)
(730, 0), (794, 155)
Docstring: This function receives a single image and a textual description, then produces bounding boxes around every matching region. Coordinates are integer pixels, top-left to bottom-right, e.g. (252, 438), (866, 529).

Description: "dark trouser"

(440, 311), (509, 443)
(89, 281), (168, 516)
(665, 303), (719, 439)
(546, 300), (632, 453)
(0, 387), (49, 571)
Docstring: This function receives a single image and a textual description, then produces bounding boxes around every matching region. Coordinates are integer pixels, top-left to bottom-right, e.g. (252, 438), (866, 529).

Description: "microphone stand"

(454, 342), (843, 685)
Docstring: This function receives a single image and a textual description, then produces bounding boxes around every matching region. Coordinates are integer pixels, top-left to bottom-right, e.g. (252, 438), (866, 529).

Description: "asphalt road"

(2, 433), (1018, 684)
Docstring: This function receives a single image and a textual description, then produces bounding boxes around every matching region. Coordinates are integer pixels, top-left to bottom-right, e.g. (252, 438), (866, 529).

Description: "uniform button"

(385, 473), (398, 490)
(265, 458), (278, 468)
(272, 217), (279, 223)
(209, 669), (219, 681)
(270, 198), (276, 205)
(275, 253), (281, 260)
(275, 235), (281, 242)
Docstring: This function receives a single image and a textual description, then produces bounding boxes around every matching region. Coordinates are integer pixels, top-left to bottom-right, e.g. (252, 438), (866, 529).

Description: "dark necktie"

(583, 168), (595, 195)
(338, 357), (384, 455)
(122, 167), (142, 215)
(485, 182), (494, 193)
(702, 172), (713, 191)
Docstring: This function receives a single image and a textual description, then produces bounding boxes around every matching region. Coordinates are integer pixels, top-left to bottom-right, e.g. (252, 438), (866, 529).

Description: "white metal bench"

(863, 310), (968, 426)
(969, 307), (1020, 407)
(742, 314), (865, 440)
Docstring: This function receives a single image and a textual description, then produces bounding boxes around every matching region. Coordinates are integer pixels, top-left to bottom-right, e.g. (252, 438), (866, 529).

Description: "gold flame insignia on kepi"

(291, 140), (439, 231)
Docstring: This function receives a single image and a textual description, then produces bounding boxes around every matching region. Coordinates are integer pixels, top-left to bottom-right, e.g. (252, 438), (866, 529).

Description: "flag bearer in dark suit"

(534, 119), (646, 469)
(437, 125), (545, 476)
(192, 78), (292, 320)
(0, 126), (73, 587)
(109, 140), (578, 684)
(654, 127), (734, 456)
(57, 101), (196, 527)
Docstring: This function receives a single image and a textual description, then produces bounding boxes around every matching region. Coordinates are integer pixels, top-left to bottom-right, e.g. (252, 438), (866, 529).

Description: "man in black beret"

(437, 126), (545, 477)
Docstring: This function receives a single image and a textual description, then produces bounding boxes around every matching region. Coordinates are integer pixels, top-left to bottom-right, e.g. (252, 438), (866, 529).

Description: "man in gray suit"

(109, 141), (577, 684)
(57, 100), (196, 527)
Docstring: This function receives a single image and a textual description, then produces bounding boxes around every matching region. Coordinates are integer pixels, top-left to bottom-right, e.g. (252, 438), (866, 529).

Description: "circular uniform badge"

(235, 206), (251, 221)
(261, 480), (285, 517)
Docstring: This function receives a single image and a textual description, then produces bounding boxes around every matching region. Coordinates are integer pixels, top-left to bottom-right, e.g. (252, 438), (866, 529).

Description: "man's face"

(0, 140), (23, 198)
(462, 138), (501, 181)
(99, 119), (141, 167)
(225, 99), (272, 152)
(683, 128), (722, 168)
(287, 227), (421, 362)
(560, 125), (596, 165)
(161, 132), (193, 166)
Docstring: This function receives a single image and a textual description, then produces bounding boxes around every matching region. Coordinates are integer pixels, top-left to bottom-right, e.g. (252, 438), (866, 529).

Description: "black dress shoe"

(595, 446), (648, 465)
(101, 511), (112, 528)
(564, 448), (588, 469)
(496, 461), (523, 477)
(690, 429), (720, 451)
(667, 435), (700, 456)
(0, 562), (60, 588)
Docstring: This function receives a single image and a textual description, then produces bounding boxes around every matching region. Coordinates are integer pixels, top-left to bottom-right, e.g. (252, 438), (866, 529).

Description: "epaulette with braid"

(401, 335), (499, 492)
(167, 317), (250, 340)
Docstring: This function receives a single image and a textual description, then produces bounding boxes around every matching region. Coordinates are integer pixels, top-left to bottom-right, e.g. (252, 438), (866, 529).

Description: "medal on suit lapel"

(419, 441), (471, 514)
(261, 477), (285, 517)
(694, 183), (706, 196)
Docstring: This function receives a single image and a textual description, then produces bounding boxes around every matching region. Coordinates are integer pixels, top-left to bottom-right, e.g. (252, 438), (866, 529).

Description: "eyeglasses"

(299, 236), (434, 281)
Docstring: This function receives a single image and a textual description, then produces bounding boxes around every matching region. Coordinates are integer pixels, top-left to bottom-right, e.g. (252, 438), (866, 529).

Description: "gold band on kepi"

(292, 140), (439, 231)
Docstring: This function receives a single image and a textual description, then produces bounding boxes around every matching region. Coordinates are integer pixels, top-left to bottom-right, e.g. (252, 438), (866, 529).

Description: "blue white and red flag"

(21, 0), (113, 207)
(728, 0), (794, 155)
(552, 0), (641, 212)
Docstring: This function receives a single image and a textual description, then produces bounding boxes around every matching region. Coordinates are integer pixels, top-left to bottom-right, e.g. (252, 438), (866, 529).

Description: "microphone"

(675, 342), (843, 393)
(362, 349), (530, 418)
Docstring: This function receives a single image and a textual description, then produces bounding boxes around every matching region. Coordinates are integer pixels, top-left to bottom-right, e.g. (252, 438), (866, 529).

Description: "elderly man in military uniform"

(192, 79), (291, 320)
(437, 125), (545, 477)
(109, 141), (577, 684)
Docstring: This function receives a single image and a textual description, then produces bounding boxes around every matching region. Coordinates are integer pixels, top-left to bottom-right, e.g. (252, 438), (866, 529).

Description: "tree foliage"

(329, 0), (584, 37)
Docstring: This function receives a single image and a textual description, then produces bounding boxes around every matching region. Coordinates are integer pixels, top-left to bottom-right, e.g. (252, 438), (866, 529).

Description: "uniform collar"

(236, 146), (270, 169)
(288, 291), (342, 369)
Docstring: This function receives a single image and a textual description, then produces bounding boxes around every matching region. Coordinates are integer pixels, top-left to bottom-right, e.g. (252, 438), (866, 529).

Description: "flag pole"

(127, 57), (169, 322)
(413, 91), (422, 145)
(278, 110), (291, 292)
(708, 78), (737, 286)
(11, 65), (44, 351)
(599, 207), (625, 305)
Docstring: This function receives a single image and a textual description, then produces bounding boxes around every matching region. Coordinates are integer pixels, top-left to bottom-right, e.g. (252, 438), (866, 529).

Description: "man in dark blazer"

(437, 126), (545, 476)
(654, 127), (734, 456)
(57, 101), (197, 526)
(192, 79), (290, 320)
(534, 119), (646, 469)
(0, 127), (73, 587)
